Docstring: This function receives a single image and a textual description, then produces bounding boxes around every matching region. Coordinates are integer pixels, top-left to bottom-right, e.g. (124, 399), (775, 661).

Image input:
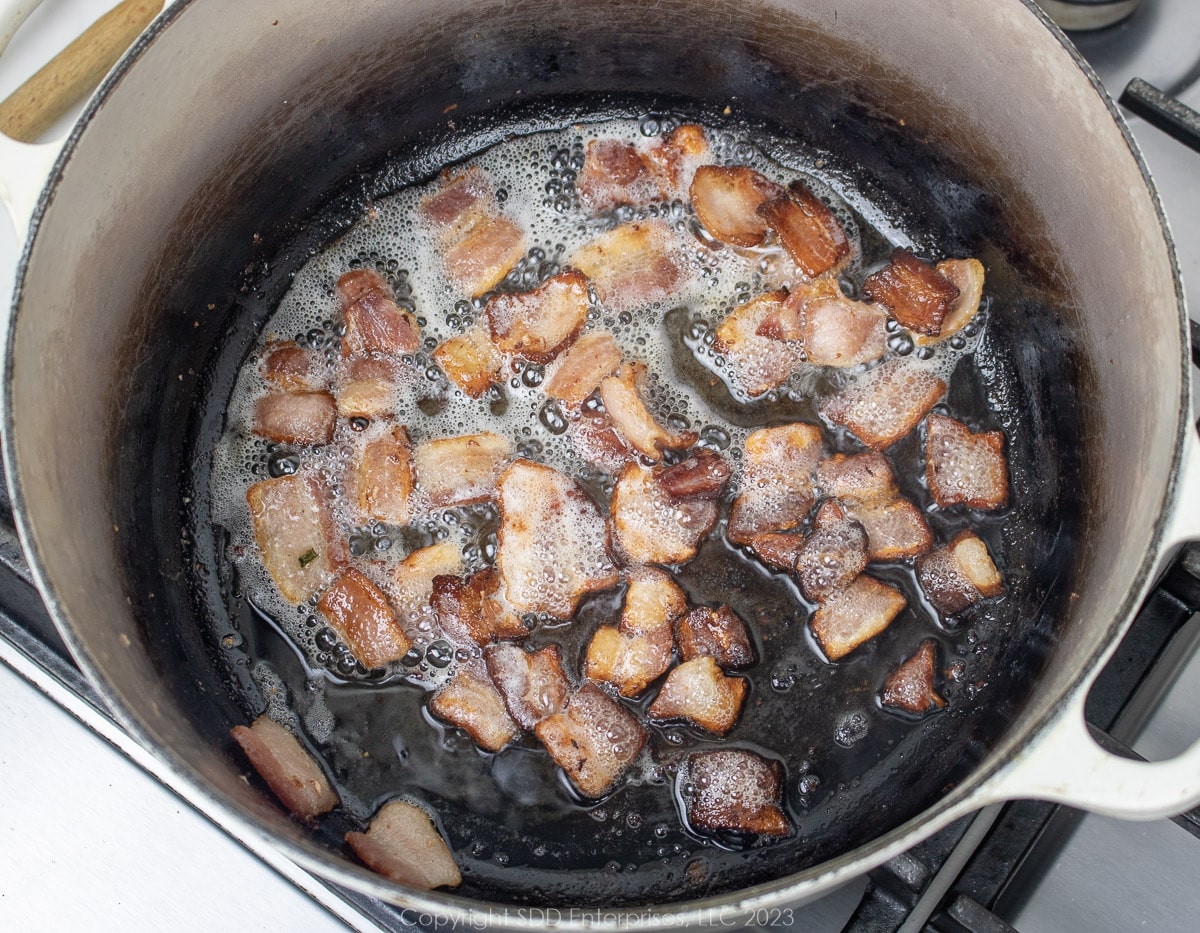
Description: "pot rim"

(2, 0), (1192, 927)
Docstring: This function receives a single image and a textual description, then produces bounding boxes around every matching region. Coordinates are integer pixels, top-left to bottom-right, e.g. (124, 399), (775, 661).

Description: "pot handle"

(0, 0), (163, 241)
(982, 680), (1200, 820)
(985, 325), (1200, 818)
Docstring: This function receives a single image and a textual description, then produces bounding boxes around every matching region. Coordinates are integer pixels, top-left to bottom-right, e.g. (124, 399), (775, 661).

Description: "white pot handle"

(0, 0), (166, 242)
(986, 413), (1200, 818)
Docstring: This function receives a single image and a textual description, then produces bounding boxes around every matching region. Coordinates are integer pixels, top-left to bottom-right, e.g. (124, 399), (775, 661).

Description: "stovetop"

(1, 2), (1199, 931)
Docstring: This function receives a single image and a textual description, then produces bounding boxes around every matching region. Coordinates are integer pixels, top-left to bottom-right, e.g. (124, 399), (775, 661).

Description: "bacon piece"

(253, 391), (336, 446)
(230, 715), (338, 819)
(432, 569), (527, 647)
(350, 426), (413, 525)
(318, 569), (412, 669)
(585, 567), (686, 698)
(535, 683), (647, 798)
(261, 342), (325, 392)
(412, 432), (513, 510)
(881, 639), (945, 715)
(545, 331), (623, 405)
(386, 542), (464, 637)
(445, 215), (527, 298)
(822, 359), (946, 449)
(675, 605), (754, 669)
(648, 656), (747, 735)
(568, 411), (636, 474)
(810, 574), (907, 661)
(570, 221), (681, 310)
(336, 356), (401, 420)
(611, 463), (719, 565)
(576, 139), (658, 212)
(713, 290), (807, 397)
(684, 750), (790, 837)
(485, 643), (571, 731)
(246, 474), (341, 603)
(689, 165), (784, 248)
(915, 530), (1004, 616)
(863, 249), (959, 336)
(496, 460), (618, 618)
(816, 451), (898, 501)
(645, 124), (711, 192)
(843, 496), (933, 562)
(657, 450), (732, 500)
(599, 362), (698, 460)
(748, 532), (804, 572)
(432, 325), (504, 398)
(926, 413), (1009, 510)
(486, 271), (589, 362)
(429, 663), (520, 752)
(915, 258), (985, 346)
(761, 278), (887, 368)
(757, 180), (850, 279)
(345, 800), (461, 890)
(420, 168), (493, 243)
(727, 423), (825, 545)
(337, 269), (421, 357)
(795, 500), (869, 601)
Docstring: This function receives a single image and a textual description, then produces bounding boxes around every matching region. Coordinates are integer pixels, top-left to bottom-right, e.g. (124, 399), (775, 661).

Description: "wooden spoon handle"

(0, 0), (162, 143)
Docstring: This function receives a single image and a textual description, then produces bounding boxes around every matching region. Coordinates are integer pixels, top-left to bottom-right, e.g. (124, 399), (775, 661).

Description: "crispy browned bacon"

(246, 474), (341, 604)
(915, 530), (1004, 616)
(412, 432), (512, 510)
(611, 463), (720, 565)
(675, 605), (754, 670)
(821, 359), (946, 449)
(335, 356), (401, 420)
(644, 124), (711, 192)
(863, 249), (959, 336)
(432, 325), (504, 398)
(585, 567), (686, 698)
(431, 569), (528, 647)
(345, 799), (462, 890)
(816, 451), (899, 501)
(689, 165), (784, 248)
(429, 663), (521, 752)
(486, 271), (590, 362)
(684, 750), (790, 837)
(419, 167), (493, 243)
(337, 269), (421, 357)
(544, 331), (623, 405)
(253, 391), (336, 446)
(317, 569), (412, 669)
(568, 410), (637, 474)
(747, 532), (805, 572)
(916, 258), (985, 345)
(926, 413), (1009, 510)
(496, 460), (619, 618)
(648, 656), (747, 735)
(657, 450), (733, 501)
(810, 574), (907, 661)
(842, 496), (934, 562)
(881, 639), (945, 715)
(261, 341), (325, 392)
(386, 542), (463, 638)
(485, 643), (571, 731)
(757, 180), (851, 279)
(230, 715), (338, 819)
(535, 683), (648, 798)
(570, 221), (681, 310)
(599, 362), (698, 459)
(795, 500), (869, 602)
(727, 423), (825, 545)
(713, 290), (807, 397)
(351, 426), (413, 525)
(762, 278), (886, 368)
(576, 139), (657, 212)
(445, 215), (527, 298)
